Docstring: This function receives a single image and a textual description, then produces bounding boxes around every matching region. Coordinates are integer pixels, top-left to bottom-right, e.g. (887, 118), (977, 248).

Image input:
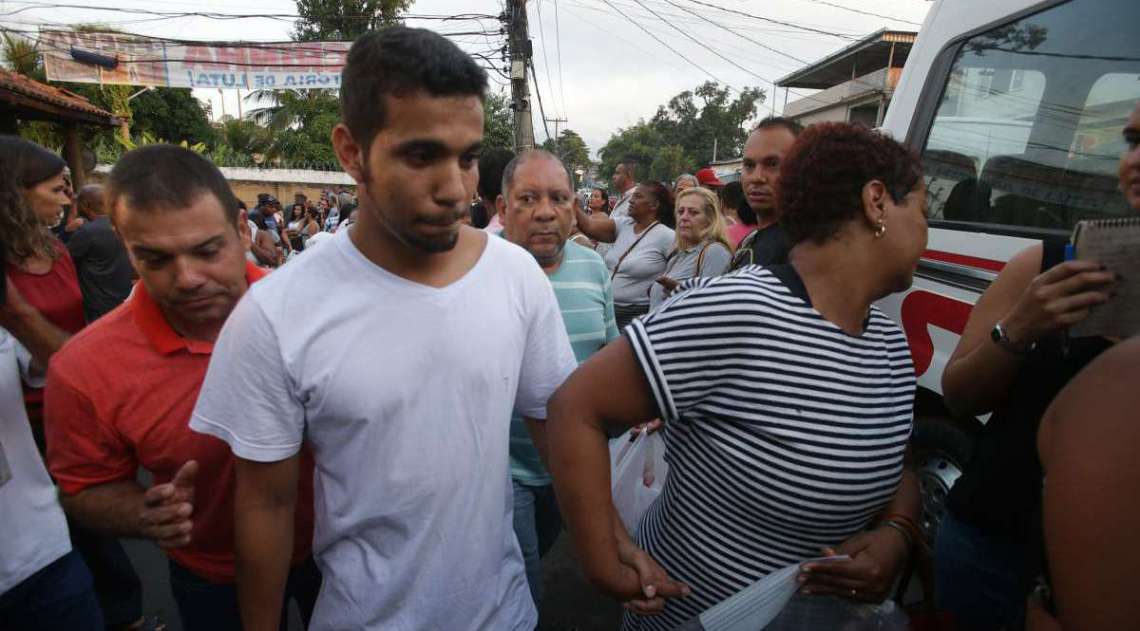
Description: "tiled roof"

(0, 67), (117, 122)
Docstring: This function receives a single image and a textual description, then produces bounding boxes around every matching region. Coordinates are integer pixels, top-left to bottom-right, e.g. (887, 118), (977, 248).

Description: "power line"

(558, 3), (692, 75)
(596, 0), (737, 91)
(0, 2), (501, 23)
(565, 0), (867, 38)
(792, 0), (922, 27)
(622, 0), (856, 112)
(553, 0), (567, 118)
(528, 59), (553, 143)
(629, 0), (767, 83)
(660, 0), (810, 67)
(678, 0), (858, 40)
(531, 0), (561, 119)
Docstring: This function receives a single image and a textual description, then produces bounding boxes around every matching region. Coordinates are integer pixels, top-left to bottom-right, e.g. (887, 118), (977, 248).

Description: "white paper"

(698, 555), (850, 631)
(1071, 219), (1140, 338)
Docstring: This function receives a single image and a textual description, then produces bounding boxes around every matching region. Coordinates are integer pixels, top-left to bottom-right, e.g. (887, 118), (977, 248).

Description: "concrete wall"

(229, 181), (352, 209)
(90, 166), (356, 210)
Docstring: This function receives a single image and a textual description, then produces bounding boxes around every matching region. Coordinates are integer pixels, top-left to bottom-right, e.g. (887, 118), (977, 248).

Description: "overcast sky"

(4, 0), (933, 157)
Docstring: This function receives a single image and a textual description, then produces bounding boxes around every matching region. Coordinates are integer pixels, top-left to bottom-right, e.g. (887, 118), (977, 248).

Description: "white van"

(876, 0), (1140, 540)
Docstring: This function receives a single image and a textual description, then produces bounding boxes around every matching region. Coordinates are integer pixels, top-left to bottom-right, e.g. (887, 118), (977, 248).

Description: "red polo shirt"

(44, 263), (315, 583)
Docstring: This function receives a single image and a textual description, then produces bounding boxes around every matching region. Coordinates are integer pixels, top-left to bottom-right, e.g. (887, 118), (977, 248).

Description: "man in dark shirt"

(731, 117), (802, 270)
(67, 184), (133, 322)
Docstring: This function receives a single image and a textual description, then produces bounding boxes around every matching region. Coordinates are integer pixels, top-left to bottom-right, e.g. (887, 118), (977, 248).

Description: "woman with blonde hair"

(649, 186), (732, 309)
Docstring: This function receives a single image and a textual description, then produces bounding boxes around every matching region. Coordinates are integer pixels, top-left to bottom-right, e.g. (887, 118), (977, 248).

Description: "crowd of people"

(2, 23), (1139, 631)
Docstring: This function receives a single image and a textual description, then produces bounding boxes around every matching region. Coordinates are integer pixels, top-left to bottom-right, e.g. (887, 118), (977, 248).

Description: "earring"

(874, 222), (887, 238)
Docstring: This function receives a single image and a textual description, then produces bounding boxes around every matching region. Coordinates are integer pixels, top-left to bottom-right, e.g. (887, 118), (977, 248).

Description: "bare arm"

(251, 232), (277, 266)
(1, 278), (71, 368)
(547, 338), (684, 603)
(1035, 338), (1140, 630)
(60, 461), (197, 547)
(942, 245), (1114, 417)
(575, 200), (617, 244)
(234, 455), (299, 631)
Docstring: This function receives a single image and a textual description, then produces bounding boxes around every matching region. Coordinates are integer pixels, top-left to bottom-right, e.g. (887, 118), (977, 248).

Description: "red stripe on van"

(922, 249), (1006, 272)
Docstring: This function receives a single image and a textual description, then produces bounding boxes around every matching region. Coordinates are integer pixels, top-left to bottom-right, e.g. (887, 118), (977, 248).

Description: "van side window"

(921, 0), (1140, 233)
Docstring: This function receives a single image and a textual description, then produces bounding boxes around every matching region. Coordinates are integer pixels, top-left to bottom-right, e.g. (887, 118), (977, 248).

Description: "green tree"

(541, 128), (591, 182)
(598, 81), (764, 185)
(597, 121), (666, 183)
(293, 0), (412, 41)
(2, 33), (43, 79)
(131, 89), (215, 147)
(483, 91), (514, 152)
(649, 144), (690, 183)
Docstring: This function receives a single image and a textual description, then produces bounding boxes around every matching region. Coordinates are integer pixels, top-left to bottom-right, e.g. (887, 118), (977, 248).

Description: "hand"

(797, 526), (910, 603)
(1003, 260), (1116, 346)
(616, 535), (690, 615)
(655, 276), (680, 295)
(140, 460), (198, 548)
(632, 419), (664, 435)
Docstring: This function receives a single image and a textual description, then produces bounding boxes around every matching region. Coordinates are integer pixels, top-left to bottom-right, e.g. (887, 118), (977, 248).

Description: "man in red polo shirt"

(43, 145), (319, 631)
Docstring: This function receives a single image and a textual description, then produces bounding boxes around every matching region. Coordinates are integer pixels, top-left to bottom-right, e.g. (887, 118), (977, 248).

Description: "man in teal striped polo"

(498, 150), (619, 609)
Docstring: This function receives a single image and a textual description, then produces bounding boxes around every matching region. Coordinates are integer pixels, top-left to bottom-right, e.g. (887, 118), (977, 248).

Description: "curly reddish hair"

(777, 123), (923, 245)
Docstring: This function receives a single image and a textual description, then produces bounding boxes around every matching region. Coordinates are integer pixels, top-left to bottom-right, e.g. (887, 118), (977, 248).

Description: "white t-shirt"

(0, 329), (71, 596)
(190, 228), (577, 630)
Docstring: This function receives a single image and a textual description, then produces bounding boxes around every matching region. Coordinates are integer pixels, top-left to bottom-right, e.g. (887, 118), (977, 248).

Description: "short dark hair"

(619, 157), (639, 179)
(753, 116), (804, 137)
(500, 150), (573, 197)
(106, 145), (239, 225)
(340, 26), (488, 155)
(478, 147), (516, 199)
(779, 122), (923, 245)
(641, 180), (674, 228)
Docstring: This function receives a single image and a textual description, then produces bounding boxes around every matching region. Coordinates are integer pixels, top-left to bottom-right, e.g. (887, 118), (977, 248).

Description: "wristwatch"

(991, 322), (1036, 355)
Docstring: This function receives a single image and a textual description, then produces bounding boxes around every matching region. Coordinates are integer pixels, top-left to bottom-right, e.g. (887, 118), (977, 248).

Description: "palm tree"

(2, 33), (43, 79)
(243, 89), (339, 161)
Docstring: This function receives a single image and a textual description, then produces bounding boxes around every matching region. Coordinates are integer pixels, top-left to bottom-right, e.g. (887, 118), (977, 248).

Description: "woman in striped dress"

(546, 123), (928, 629)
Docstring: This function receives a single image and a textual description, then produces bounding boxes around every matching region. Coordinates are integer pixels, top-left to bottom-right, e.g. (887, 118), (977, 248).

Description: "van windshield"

(921, 0), (1140, 234)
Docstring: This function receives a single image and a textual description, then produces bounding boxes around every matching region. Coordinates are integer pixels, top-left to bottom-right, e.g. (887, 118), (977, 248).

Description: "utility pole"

(545, 116), (567, 146)
(507, 0), (535, 153)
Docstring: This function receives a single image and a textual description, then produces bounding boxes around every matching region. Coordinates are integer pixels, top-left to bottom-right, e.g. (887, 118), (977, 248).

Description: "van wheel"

(910, 415), (975, 544)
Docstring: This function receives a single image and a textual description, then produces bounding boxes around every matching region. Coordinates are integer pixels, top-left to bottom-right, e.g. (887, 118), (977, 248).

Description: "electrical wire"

(659, 0), (810, 67)
(531, 0), (561, 119)
(553, 0), (567, 118)
(678, 0), (859, 40)
(628, 0), (767, 83)
(596, 0), (738, 91)
(792, 0), (922, 27)
(529, 59), (553, 143)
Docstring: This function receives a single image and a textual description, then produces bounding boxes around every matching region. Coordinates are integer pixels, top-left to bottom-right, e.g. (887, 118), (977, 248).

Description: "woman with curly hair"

(547, 123), (928, 629)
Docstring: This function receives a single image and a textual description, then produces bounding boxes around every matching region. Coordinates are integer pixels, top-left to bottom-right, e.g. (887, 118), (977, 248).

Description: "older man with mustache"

(497, 150), (627, 610)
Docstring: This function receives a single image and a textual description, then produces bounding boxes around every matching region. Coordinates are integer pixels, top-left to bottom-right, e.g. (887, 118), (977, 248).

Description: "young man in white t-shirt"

(190, 27), (580, 630)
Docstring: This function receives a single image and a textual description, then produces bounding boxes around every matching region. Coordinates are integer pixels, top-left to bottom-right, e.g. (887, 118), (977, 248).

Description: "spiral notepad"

(1070, 217), (1140, 339)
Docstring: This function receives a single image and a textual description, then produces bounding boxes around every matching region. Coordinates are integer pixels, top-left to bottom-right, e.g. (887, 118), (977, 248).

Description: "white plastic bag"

(609, 430), (668, 537)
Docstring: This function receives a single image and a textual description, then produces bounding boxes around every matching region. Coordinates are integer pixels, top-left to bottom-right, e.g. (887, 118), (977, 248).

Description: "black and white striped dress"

(622, 265), (915, 630)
